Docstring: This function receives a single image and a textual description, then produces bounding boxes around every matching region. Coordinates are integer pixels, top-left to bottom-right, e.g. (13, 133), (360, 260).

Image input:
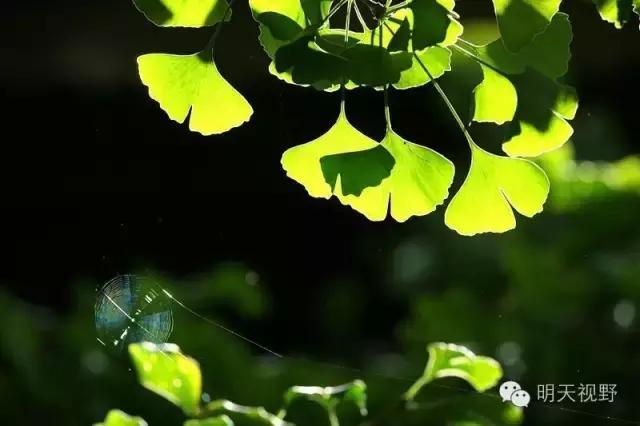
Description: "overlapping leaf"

(282, 106), (454, 222)
(133, 0), (230, 27)
(467, 13), (577, 157)
(327, 127), (455, 222)
(491, 0), (563, 52)
(372, 9), (453, 90)
(250, 0), (459, 89)
(138, 52), (253, 135)
(281, 104), (391, 199)
(445, 143), (549, 236)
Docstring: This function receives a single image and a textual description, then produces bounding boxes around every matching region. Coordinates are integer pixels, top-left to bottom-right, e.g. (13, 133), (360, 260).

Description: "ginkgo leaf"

(129, 343), (202, 416)
(472, 64), (517, 124)
(323, 127), (455, 222)
(95, 410), (147, 426)
(445, 143), (549, 236)
(491, 0), (562, 52)
(281, 104), (384, 199)
(133, 0), (230, 28)
(469, 13), (577, 157)
(138, 52), (253, 136)
(378, 128), (455, 222)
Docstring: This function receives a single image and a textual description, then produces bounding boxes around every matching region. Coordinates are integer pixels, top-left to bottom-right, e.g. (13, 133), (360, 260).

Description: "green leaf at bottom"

(129, 342), (202, 416)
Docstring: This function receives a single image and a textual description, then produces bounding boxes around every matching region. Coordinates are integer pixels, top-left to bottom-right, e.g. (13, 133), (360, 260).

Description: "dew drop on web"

(95, 274), (173, 353)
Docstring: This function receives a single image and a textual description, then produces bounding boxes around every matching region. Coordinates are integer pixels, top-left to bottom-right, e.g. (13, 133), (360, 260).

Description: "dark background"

(1, 1), (639, 425)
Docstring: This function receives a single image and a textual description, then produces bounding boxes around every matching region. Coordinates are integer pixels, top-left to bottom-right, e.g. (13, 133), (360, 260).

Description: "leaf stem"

(383, 86), (392, 129)
(206, 0), (238, 55)
(202, 400), (289, 426)
(382, 22), (475, 148)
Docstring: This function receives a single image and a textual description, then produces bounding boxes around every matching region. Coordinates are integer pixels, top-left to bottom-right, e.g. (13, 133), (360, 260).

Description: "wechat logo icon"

(500, 381), (531, 408)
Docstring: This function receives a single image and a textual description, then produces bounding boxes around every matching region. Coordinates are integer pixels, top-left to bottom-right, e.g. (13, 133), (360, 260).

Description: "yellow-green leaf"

(138, 52), (253, 136)
(445, 143), (550, 236)
(129, 342), (202, 416)
(472, 64), (517, 124)
(133, 0), (230, 28)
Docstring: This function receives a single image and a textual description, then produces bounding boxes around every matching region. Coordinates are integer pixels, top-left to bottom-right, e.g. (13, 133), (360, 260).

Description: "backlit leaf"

(491, 0), (562, 51)
(129, 342), (202, 416)
(138, 52), (253, 136)
(445, 143), (549, 236)
(133, 0), (230, 28)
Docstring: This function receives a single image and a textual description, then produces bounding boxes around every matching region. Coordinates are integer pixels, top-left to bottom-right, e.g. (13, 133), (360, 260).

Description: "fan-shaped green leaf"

(445, 143), (549, 236)
(133, 0), (230, 28)
(185, 417), (234, 426)
(491, 0), (562, 52)
(129, 343), (202, 416)
(323, 128), (455, 222)
(95, 410), (147, 426)
(138, 52), (253, 136)
(281, 104), (383, 199)
(405, 343), (502, 401)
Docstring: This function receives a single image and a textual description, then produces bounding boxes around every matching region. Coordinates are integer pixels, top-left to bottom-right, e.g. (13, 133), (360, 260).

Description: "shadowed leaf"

(491, 0), (562, 52)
